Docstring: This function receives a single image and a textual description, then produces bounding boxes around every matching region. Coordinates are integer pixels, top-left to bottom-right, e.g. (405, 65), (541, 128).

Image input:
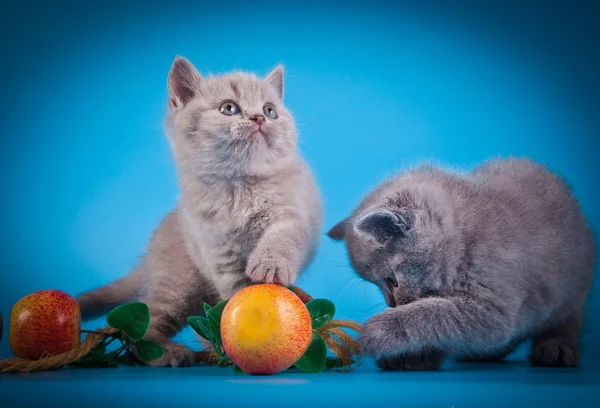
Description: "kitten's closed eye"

(219, 101), (241, 116)
(384, 276), (398, 288)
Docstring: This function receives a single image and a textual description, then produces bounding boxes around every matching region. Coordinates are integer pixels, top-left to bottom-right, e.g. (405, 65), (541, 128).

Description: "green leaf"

(206, 300), (228, 326)
(125, 352), (140, 366)
(206, 300), (228, 346)
(325, 357), (341, 369)
(325, 357), (354, 369)
(217, 356), (232, 367)
(134, 339), (164, 362)
(105, 350), (135, 366)
(115, 355), (137, 366)
(80, 345), (107, 364)
(71, 345), (117, 368)
(203, 302), (212, 315)
(305, 299), (336, 329)
(294, 332), (327, 373)
(70, 360), (117, 369)
(232, 363), (244, 374)
(106, 302), (150, 340)
(188, 316), (212, 342)
(208, 319), (221, 345)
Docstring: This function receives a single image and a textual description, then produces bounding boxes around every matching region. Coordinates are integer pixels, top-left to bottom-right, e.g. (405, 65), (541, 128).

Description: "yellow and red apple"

(10, 290), (81, 360)
(221, 284), (312, 375)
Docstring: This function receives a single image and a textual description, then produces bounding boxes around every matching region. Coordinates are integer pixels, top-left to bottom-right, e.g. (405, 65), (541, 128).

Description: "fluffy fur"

(328, 158), (596, 370)
(77, 57), (323, 367)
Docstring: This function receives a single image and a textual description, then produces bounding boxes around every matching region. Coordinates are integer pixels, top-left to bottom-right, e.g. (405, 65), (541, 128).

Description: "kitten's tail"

(76, 266), (146, 321)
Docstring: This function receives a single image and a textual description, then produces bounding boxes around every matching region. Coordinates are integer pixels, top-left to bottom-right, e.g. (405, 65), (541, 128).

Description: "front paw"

(245, 252), (297, 286)
(377, 350), (446, 371)
(529, 337), (580, 368)
(358, 311), (404, 357)
(135, 341), (196, 367)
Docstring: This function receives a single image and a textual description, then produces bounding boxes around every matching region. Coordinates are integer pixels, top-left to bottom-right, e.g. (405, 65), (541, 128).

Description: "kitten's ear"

(355, 210), (411, 242)
(327, 219), (349, 241)
(168, 56), (202, 109)
(265, 65), (284, 100)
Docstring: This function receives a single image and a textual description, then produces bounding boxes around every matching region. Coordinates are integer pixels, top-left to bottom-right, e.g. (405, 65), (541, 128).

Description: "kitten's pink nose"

(250, 114), (265, 126)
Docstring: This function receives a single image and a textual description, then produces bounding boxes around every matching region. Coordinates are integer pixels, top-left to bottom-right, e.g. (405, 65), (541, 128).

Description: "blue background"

(0, 1), (599, 406)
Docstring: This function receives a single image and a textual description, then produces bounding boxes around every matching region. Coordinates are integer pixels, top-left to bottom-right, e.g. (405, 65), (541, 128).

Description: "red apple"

(9, 290), (81, 359)
(221, 284), (312, 375)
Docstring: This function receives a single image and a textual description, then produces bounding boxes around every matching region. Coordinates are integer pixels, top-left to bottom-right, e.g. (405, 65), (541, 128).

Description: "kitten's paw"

(245, 253), (296, 286)
(358, 311), (403, 357)
(529, 337), (580, 368)
(377, 351), (445, 371)
(136, 341), (196, 368)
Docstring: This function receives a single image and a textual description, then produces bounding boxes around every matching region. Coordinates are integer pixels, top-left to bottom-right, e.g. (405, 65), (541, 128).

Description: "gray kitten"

(77, 57), (323, 367)
(328, 158), (595, 370)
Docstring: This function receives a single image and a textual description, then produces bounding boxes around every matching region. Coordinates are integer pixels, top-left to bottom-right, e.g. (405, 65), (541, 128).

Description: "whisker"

(346, 302), (387, 317)
(330, 274), (361, 296)
(318, 258), (353, 268)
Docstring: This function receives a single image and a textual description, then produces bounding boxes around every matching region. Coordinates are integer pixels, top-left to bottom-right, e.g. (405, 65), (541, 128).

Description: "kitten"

(77, 57), (323, 367)
(328, 158), (596, 370)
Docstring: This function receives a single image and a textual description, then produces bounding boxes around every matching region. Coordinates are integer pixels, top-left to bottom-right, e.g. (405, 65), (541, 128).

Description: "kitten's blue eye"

(219, 101), (240, 116)
(384, 276), (398, 288)
(263, 103), (278, 119)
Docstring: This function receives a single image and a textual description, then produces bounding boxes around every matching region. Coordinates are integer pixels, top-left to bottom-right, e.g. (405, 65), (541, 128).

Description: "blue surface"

(1, 362), (600, 408)
(0, 0), (599, 406)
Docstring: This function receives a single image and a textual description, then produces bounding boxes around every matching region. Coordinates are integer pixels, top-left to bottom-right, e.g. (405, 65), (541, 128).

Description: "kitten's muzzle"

(384, 287), (418, 308)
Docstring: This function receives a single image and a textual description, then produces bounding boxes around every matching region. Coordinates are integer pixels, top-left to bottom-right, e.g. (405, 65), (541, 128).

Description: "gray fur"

(328, 158), (595, 370)
(77, 56), (322, 367)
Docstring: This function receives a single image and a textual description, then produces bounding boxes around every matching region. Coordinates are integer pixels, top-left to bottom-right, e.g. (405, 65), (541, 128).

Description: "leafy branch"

(72, 302), (164, 368)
